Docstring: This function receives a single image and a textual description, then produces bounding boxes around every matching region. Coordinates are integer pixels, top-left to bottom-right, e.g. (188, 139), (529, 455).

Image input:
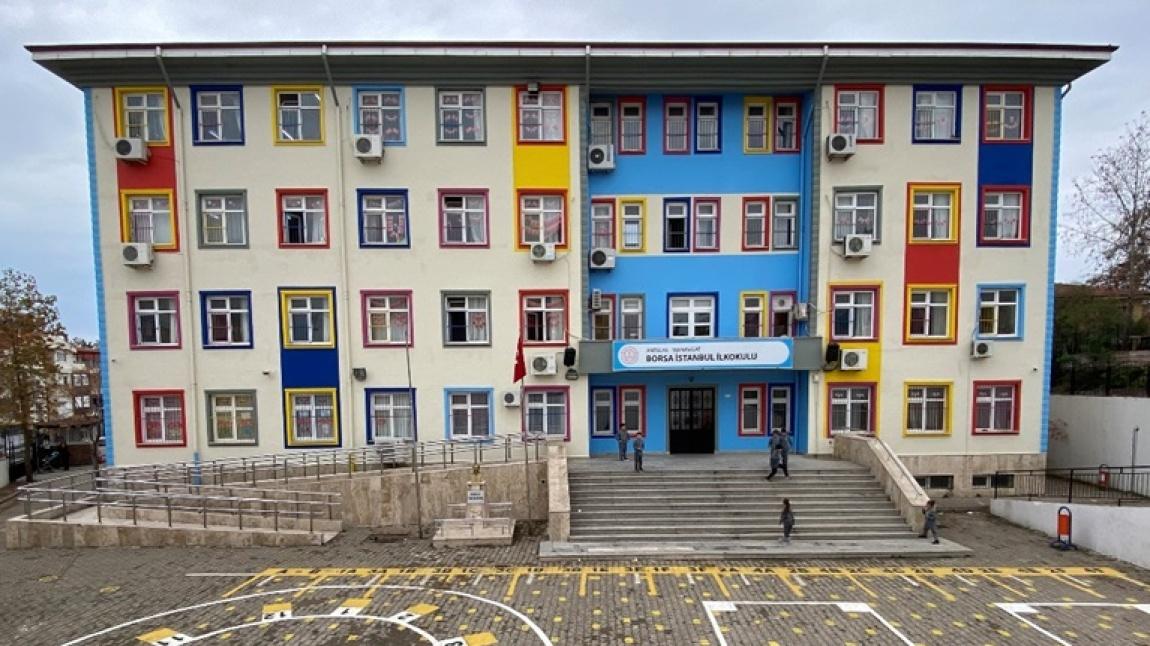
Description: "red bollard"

(1098, 464), (1110, 490)
(1050, 506), (1077, 551)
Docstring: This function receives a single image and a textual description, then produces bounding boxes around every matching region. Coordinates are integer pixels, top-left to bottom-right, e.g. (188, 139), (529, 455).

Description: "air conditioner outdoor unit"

(502, 390), (521, 407)
(121, 242), (154, 267)
(530, 242), (557, 262)
(773, 295), (794, 311)
(588, 144), (616, 171)
(826, 132), (857, 159)
(840, 349), (868, 371)
(113, 137), (148, 162)
(589, 289), (604, 311)
(843, 234), (873, 258)
(589, 247), (616, 270)
(530, 353), (558, 376)
(971, 339), (994, 359)
(352, 133), (384, 161)
(793, 302), (811, 321)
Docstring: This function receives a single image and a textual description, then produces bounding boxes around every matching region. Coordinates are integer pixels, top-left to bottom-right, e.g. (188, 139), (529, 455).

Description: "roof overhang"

(27, 41), (1116, 91)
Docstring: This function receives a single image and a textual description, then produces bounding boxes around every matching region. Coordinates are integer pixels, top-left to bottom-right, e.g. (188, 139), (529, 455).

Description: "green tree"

(0, 269), (65, 483)
(1054, 285), (1127, 362)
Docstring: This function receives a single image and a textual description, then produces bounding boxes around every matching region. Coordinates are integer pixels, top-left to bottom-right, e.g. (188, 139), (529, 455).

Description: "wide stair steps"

(568, 466), (917, 542)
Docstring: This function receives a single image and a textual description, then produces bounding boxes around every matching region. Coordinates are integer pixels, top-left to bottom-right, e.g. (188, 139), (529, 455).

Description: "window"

(116, 88), (167, 144)
(518, 87), (565, 143)
(134, 391), (185, 446)
(742, 198), (769, 250)
(831, 288), (877, 340)
(619, 99), (645, 153)
(207, 391), (256, 445)
(693, 199), (719, 251)
(973, 381), (1021, 434)
(281, 290), (333, 348)
(591, 388), (615, 438)
(983, 87), (1030, 142)
(972, 473), (1015, 489)
(835, 86), (883, 142)
(356, 88), (403, 143)
(439, 191), (488, 247)
(913, 88), (959, 142)
(907, 287), (954, 341)
(274, 87), (323, 143)
(278, 191), (328, 247)
(664, 99), (690, 153)
(774, 98), (800, 152)
(620, 296), (644, 340)
(519, 193), (566, 247)
(832, 190), (879, 241)
(360, 191), (408, 247)
(741, 293), (766, 338)
(591, 294), (615, 341)
(443, 293), (490, 345)
(198, 193), (247, 247)
(589, 101), (614, 147)
(770, 386), (792, 434)
(72, 373), (90, 387)
(978, 287), (1022, 338)
(524, 388), (568, 438)
(905, 384), (950, 435)
(695, 99), (720, 152)
(772, 198), (798, 250)
(437, 89), (485, 143)
(619, 386), (645, 435)
(744, 98), (770, 152)
(521, 291), (567, 345)
(909, 186), (958, 242)
(369, 390), (414, 442)
(448, 390), (491, 439)
(286, 389), (338, 445)
(664, 200), (690, 252)
(591, 200), (615, 249)
(202, 292), (252, 349)
(74, 395), (91, 409)
(130, 292), (180, 349)
(980, 188), (1029, 244)
(191, 86), (243, 144)
(56, 373), (68, 386)
(620, 201), (645, 251)
(739, 385), (766, 436)
(54, 350), (67, 363)
(770, 293), (795, 337)
(669, 295), (715, 339)
(121, 192), (175, 250)
(829, 385), (873, 435)
(915, 474), (954, 490)
(363, 291), (412, 347)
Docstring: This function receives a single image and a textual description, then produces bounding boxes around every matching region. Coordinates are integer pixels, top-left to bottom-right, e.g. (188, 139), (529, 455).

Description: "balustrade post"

(166, 496), (173, 527)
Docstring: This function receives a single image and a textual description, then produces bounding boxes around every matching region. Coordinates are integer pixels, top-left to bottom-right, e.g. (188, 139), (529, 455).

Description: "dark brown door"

(668, 387), (715, 454)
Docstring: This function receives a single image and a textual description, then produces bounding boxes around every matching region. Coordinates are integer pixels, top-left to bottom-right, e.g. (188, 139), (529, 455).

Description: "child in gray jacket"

(779, 498), (794, 544)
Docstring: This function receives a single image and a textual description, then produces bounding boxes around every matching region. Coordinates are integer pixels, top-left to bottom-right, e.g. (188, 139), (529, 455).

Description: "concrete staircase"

(568, 465), (917, 542)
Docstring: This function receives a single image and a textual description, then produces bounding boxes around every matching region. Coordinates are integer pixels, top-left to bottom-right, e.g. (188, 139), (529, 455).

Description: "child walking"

(920, 499), (940, 544)
(779, 498), (794, 544)
(632, 432), (645, 473)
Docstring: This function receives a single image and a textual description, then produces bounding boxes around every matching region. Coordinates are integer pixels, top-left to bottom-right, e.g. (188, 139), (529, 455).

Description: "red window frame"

(437, 188), (490, 249)
(276, 188), (330, 248)
(738, 384), (767, 436)
(591, 293), (617, 341)
(514, 85), (567, 145)
(834, 84), (885, 144)
(971, 380), (1022, 435)
(133, 389), (187, 447)
(981, 85), (1033, 144)
(741, 196), (771, 251)
(826, 382), (877, 438)
(360, 289), (414, 348)
(828, 284), (881, 342)
(516, 189), (568, 250)
(590, 198), (617, 249)
(618, 385), (647, 436)
(978, 185), (1031, 246)
(127, 290), (182, 350)
(663, 96), (691, 154)
(519, 289), (569, 348)
(521, 385), (571, 440)
(774, 97), (802, 153)
(691, 197), (721, 252)
(617, 97), (646, 155)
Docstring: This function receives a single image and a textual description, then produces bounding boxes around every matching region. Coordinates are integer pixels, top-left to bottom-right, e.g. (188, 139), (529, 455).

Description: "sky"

(0, 0), (1146, 340)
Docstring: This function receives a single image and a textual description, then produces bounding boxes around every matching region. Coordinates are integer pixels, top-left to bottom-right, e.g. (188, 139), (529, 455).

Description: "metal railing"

(993, 464), (1150, 505)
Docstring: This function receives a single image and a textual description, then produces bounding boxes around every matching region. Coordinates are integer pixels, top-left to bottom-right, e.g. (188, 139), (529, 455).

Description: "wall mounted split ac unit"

(793, 302), (811, 321)
(588, 247), (616, 270)
(530, 353), (558, 376)
(971, 339), (994, 359)
(826, 132), (857, 159)
(113, 137), (148, 162)
(773, 294), (794, 311)
(588, 144), (616, 171)
(530, 242), (557, 262)
(843, 234), (873, 258)
(840, 348), (869, 371)
(353, 133), (384, 161)
(502, 390), (521, 407)
(121, 242), (154, 267)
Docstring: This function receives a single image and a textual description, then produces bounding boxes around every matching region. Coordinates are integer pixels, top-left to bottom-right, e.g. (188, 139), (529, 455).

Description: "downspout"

(581, 45), (592, 343)
(804, 46), (830, 455)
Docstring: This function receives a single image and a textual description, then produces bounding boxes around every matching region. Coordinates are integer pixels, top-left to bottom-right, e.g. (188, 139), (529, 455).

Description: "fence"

(1052, 361), (1150, 397)
(993, 465), (1150, 505)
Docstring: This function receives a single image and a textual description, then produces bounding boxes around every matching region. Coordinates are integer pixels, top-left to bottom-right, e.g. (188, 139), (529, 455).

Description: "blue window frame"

(357, 188), (410, 248)
(590, 387), (616, 438)
(663, 198), (691, 252)
(912, 84), (962, 144)
(365, 387), (417, 444)
(443, 388), (494, 440)
(190, 85), (245, 145)
(694, 96), (722, 153)
(975, 284), (1025, 341)
(199, 290), (253, 349)
(354, 86), (406, 145)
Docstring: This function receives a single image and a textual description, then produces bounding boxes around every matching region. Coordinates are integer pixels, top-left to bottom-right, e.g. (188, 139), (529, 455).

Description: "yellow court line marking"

(982, 575), (1027, 598)
(222, 575), (263, 599)
(578, 573), (588, 598)
(294, 575), (327, 599)
(844, 574), (878, 599)
(712, 573), (731, 599)
(1054, 575), (1107, 599)
(506, 572), (522, 599)
(464, 632), (497, 646)
(407, 603), (438, 616)
(774, 570), (805, 598)
(137, 628), (178, 642)
(646, 571), (658, 597)
(913, 576), (956, 602)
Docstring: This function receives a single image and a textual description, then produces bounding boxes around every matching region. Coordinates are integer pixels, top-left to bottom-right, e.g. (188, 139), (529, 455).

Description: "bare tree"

(0, 269), (65, 483)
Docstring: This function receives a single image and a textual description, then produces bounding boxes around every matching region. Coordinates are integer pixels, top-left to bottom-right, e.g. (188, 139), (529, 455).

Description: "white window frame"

(518, 89), (565, 143)
(449, 391), (491, 439)
(914, 90), (958, 141)
(982, 191), (1024, 241)
(984, 90), (1026, 141)
(743, 199), (768, 249)
(832, 190), (879, 241)
(906, 385), (948, 435)
(523, 294), (567, 344)
(908, 289), (951, 339)
(772, 198), (798, 250)
(127, 194), (173, 246)
(370, 390), (414, 442)
(525, 389), (568, 438)
(200, 194), (246, 246)
(830, 386), (873, 435)
(620, 296), (644, 340)
(138, 394), (184, 445)
(620, 387), (644, 435)
(287, 295), (331, 345)
(695, 100), (720, 152)
(361, 193), (408, 246)
(693, 200), (719, 250)
(832, 290), (875, 340)
(770, 386), (792, 434)
(589, 101), (614, 147)
(519, 194), (566, 246)
(740, 386), (764, 435)
(911, 191), (953, 241)
(441, 193), (487, 246)
(979, 288), (1020, 338)
(365, 293), (411, 346)
(775, 100), (798, 150)
(289, 392), (335, 442)
(208, 391), (257, 445)
(619, 101), (645, 153)
(133, 295), (179, 347)
(205, 294), (251, 347)
(74, 395), (92, 409)
(437, 89), (485, 143)
(744, 101), (768, 151)
(669, 295), (715, 339)
(276, 90), (322, 142)
(357, 89), (403, 142)
(195, 90), (242, 143)
(620, 202), (644, 251)
(281, 194), (326, 245)
(664, 101), (689, 152)
(974, 384), (1018, 433)
(836, 89), (880, 140)
(591, 201), (615, 249)
(122, 91), (166, 142)
(741, 294), (765, 338)
(591, 389), (615, 438)
(443, 293), (490, 345)
(592, 295), (614, 341)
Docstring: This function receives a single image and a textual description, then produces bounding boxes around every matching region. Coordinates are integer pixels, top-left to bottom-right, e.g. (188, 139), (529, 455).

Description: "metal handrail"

(993, 464), (1150, 505)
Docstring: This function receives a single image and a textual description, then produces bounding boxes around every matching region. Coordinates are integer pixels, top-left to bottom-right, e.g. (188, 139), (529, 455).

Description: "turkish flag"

(513, 333), (527, 383)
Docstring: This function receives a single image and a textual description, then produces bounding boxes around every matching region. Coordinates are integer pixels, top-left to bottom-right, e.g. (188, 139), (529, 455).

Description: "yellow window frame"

(739, 291), (768, 337)
(280, 289), (336, 349)
(617, 197), (648, 253)
(906, 183), (961, 244)
(743, 96), (772, 153)
(119, 189), (178, 251)
(271, 85), (326, 145)
(904, 283), (958, 344)
(284, 387), (340, 446)
(113, 86), (171, 146)
(902, 381), (953, 437)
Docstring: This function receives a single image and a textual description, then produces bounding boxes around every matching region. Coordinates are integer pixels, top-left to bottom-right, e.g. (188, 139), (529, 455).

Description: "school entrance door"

(668, 387), (715, 454)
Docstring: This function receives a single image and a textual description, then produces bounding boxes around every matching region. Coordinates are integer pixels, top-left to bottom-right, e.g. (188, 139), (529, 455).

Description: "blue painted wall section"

(85, 89), (115, 466)
(1041, 90), (1062, 453)
(278, 287), (342, 448)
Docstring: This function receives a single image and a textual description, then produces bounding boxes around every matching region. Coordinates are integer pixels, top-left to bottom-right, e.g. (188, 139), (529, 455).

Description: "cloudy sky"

(1, 0), (1146, 339)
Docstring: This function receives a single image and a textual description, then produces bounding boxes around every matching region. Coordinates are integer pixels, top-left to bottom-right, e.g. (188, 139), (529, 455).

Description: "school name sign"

(611, 339), (793, 371)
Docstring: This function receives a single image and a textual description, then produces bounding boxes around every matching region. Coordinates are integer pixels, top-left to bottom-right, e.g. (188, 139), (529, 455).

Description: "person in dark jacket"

(58, 439), (70, 471)
(617, 422), (629, 461)
(769, 429), (790, 477)
(920, 499), (940, 544)
(632, 432), (645, 473)
(779, 498), (795, 544)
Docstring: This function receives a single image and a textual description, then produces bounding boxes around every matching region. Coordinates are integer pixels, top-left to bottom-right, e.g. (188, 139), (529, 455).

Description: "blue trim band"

(1041, 90), (1062, 453)
(85, 89), (114, 466)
